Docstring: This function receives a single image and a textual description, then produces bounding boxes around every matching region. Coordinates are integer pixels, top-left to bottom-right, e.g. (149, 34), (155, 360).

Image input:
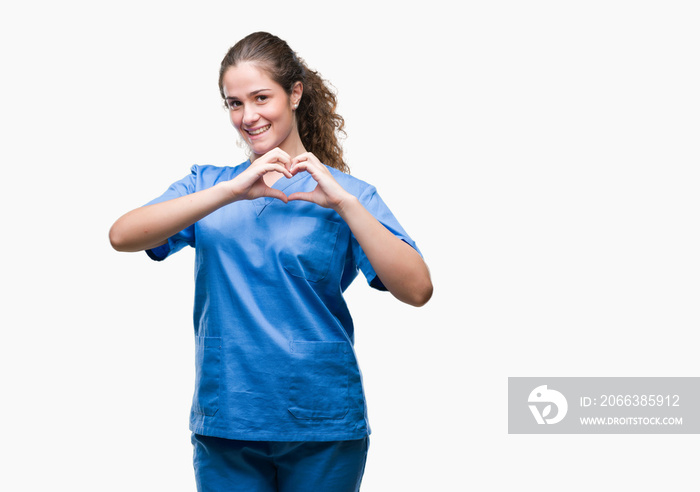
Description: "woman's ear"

(291, 81), (303, 108)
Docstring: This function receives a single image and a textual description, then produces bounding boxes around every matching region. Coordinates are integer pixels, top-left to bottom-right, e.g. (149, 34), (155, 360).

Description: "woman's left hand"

(287, 152), (352, 211)
(288, 153), (432, 306)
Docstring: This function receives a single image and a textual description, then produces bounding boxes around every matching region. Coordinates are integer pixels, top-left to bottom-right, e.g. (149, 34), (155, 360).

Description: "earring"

(293, 103), (298, 109)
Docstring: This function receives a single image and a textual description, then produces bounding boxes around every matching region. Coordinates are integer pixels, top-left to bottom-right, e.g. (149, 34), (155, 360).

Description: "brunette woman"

(110, 31), (432, 491)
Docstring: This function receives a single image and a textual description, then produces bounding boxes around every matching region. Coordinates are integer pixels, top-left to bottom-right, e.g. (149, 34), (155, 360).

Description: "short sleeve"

(143, 166), (199, 261)
(352, 186), (421, 291)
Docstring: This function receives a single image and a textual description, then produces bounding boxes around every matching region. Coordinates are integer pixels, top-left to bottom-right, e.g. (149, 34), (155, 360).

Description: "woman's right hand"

(109, 148), (293, 252)
(225, 148), (293, 203)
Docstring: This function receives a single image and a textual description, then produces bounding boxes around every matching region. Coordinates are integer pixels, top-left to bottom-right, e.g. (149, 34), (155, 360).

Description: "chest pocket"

(280, 216), (341, 282)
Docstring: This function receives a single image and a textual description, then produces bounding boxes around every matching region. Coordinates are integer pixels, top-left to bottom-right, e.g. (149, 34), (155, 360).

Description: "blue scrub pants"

(191, 434), (369, 492)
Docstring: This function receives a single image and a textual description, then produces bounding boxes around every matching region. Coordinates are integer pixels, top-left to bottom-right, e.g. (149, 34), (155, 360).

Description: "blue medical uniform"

(145, 161), (418, 486)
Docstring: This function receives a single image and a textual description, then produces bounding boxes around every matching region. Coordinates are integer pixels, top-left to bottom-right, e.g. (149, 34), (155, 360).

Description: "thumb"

(265, 188), (289, 204)
(287, 191), (315, 203)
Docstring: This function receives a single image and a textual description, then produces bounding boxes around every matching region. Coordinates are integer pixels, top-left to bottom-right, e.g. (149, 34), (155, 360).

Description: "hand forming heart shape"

(231, 148), (353, 211)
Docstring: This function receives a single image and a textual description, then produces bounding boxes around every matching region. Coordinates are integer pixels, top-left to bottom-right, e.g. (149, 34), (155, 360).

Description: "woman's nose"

(242, 105), (259, 126)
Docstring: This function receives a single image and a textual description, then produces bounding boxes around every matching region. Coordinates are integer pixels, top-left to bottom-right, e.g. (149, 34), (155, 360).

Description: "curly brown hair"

(218, 32), (349, 173)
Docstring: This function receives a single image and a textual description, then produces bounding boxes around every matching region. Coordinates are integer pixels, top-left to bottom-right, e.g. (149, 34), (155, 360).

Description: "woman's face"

(222, 62), (303, 160)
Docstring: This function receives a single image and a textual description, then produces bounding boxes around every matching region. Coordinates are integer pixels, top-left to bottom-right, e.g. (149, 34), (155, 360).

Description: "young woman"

(110, 31), (432, 492)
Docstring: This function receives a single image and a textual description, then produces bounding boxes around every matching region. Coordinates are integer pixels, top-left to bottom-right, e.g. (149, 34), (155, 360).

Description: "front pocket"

(288, 341), (350, 420)
(280, 216), (341, 282)
(192, 336), (221, 416)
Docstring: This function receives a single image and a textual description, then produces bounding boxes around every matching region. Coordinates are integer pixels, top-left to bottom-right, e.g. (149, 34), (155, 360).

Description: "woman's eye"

(225, 99), (241, 109)
(256, 95), (268, 103)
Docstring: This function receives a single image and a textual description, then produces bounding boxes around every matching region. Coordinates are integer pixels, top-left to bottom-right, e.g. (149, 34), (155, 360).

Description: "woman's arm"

(287, 153), (433, 307)
(109, 182), (238, 252)
(109, 148), (294, 252)
(336, 197), (433, 306)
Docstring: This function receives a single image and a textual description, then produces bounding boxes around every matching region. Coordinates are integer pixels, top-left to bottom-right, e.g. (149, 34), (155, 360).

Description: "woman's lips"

(246, 124), (271, 137)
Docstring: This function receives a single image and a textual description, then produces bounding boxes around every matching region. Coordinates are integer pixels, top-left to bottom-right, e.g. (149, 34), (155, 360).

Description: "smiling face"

(222, 62), (304, 160)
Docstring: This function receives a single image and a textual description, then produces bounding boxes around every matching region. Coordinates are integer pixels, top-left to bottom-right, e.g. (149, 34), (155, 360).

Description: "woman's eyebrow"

(226, 88), (272, 101)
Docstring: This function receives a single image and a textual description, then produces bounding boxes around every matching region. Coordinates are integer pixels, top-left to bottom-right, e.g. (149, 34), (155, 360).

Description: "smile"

(246, 124), (271, 136)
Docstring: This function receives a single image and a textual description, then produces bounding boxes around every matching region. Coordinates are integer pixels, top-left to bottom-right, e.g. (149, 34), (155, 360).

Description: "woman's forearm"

(109, 182), (236, 252)
(336, 197), (433, 307)
(110, 151), (297, 253)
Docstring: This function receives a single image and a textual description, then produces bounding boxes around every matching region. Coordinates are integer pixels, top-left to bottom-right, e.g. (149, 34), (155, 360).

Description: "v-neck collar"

(252, 167), (309, 216)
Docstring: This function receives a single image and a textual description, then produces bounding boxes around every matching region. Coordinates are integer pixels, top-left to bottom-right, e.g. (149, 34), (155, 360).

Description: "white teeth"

(248, 125), (270, 136)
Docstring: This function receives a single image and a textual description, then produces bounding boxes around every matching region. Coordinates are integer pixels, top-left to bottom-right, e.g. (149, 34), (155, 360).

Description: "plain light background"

(2, 1), (699, 490)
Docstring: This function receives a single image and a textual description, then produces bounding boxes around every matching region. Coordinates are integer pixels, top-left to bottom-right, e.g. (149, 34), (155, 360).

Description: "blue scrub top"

(146, 161), (419, 441)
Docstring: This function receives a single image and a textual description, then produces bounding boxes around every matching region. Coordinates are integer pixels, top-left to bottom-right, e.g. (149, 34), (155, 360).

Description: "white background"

(2, 1), (699, 490)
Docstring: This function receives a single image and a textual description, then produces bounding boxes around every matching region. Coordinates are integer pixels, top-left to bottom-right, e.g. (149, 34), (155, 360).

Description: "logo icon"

(528, 385), (568, 424)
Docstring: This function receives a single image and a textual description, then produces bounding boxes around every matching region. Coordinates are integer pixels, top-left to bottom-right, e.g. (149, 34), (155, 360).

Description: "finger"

(276, 155), (293, 172)
(270, 148), (293, 170)
(254, 162), (292, 179)
(256, 152), (292, 169)
(290, 158), (318, 176)
(291, 152), (317, 167)
(254, 148), (291, 171)
(265, 188), (289, 204)
(287, 191), (316, 203)
(290, 152), (307, 164)
(293, 151), (320, 161)
(289, 159), (306, 175)
(270, 163), (293, 179)
(262, 147), (291, 160)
